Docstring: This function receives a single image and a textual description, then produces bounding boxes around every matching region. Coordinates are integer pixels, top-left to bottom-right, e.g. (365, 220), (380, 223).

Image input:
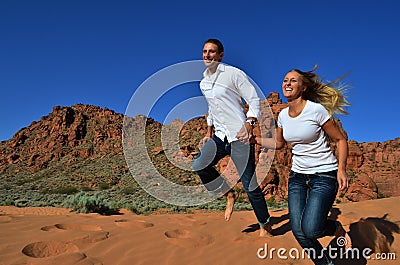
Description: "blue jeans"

(193, 136), (270, 226)
(288, 170), (339, 265)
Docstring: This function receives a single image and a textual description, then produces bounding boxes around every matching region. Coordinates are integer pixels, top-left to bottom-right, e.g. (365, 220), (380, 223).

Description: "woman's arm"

(254, 127), (286, 150)
(322, 119), (349, 191)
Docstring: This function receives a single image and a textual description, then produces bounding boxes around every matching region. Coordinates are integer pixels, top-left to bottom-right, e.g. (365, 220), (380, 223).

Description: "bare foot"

(259, 223), (273, 237)
(224, 191), (239, 221)
(335, 222), (352, 250)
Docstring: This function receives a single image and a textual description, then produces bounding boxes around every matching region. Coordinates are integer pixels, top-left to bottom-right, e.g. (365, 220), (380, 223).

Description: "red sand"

(1, 197), (399, 264)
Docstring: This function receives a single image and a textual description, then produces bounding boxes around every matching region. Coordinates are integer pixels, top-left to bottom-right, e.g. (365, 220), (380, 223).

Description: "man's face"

(202, 43), (224, 68)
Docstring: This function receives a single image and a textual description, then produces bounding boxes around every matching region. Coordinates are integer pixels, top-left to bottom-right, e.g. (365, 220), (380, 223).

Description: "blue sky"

(0, 0), (398, 143)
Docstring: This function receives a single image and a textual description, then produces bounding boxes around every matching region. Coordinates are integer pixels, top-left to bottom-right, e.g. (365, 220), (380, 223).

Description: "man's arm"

(205, 124), (214, 139)
(234, 69), (261, 120)
(234, 69), (260, 142)
(199, 110), (214, 148)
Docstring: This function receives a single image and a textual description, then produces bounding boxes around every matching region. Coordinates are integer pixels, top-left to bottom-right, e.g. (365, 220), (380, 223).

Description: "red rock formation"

(0, 104), (123, 173)
(346, 173), (378, 202)
(0, 94), (398, 204)
(346, 139), (400, 198)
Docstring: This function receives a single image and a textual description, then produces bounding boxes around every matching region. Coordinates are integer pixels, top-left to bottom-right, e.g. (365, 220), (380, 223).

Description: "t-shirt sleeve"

(314, 103), (331, 126)
(277, 112), (283, 128)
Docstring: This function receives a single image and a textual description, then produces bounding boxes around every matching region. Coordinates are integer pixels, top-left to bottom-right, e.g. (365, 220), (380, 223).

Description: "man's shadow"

(328, 208), (399, 265)
(241, 210), (291, 236)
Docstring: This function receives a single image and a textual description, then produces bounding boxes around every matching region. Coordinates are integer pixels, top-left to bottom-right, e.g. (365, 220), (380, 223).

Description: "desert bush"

(2, 199), (15, 206)
(63, 192), (118, 215)
(14, 199), (30, 207)
(99, 182), (109, 190)
(51, 186), (79, 195)
(120, 187), (137, 195)
(81, 186), (94, 191)
(378, 193), (389, 199)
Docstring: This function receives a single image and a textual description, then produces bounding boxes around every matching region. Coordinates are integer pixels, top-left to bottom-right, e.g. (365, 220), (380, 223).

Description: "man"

(193, 38), (272, 236)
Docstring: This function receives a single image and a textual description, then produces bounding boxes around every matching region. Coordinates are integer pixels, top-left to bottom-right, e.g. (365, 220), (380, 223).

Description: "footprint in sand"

(114, 219), (154, 229)
(41, 223), (102, 232)
(233, 234), (266, 243)
(22, 241), (79, 258)
(22, 242), (102, 264)
(164, 228), (214, 248)
(183, 215), (196, 222)
(175, 216), (207, 227)
(165, 229), (191, 239)
(40, 223), (109, 244)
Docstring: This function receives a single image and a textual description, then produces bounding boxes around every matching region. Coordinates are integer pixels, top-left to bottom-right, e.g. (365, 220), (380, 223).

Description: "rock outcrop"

(1, 104), (123, 174)
(0, 94), (398, 204)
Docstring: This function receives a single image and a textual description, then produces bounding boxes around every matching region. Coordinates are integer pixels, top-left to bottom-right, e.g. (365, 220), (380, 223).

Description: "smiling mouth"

(285, 88), (293, 92)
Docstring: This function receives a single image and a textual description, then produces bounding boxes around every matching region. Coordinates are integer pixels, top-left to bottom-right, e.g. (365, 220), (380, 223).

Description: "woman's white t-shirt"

(277, 100), (338, 174)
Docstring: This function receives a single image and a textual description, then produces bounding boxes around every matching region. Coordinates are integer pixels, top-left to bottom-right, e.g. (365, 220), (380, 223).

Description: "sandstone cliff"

(0, 94), (398, 207)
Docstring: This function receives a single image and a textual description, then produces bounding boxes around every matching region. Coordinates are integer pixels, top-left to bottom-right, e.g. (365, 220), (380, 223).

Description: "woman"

(247, 66), (351, 264)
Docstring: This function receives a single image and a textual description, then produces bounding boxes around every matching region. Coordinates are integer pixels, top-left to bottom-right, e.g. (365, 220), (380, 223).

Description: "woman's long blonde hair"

(290, 65), (350, 116)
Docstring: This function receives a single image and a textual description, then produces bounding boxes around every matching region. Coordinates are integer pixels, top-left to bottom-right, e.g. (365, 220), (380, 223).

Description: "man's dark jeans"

(193, 136), (270, 226)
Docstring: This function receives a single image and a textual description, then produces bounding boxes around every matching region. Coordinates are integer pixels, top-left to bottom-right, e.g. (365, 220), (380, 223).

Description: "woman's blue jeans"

(193, 136), (270, 226)
(288, 170), (339, 265)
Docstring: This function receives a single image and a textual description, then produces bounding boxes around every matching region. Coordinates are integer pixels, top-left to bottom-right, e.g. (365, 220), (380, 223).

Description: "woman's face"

(282, 71), (307, 100)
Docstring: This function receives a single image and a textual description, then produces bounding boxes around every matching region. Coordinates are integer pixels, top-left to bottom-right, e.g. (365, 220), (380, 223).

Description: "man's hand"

(198, 136), (211, 149)
(236, 122), (253, 144)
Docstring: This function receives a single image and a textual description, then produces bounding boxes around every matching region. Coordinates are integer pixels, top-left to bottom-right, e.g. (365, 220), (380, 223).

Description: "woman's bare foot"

(259, 223), (273, 237)
(224, 191), (239, 221)
(335, 222), (352, 250)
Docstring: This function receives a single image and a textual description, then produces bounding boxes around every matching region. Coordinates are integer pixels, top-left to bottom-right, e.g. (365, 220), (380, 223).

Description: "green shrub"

(81, 186), (93, 192)
(52, 186), (79, 195)
(63, 192), (118, 215)
(14, 199), (29, 207)
(121, 187), (136, 195)
(99, 183), (109, 190)
(3, 199), (14, 206)
(378, 193), (389, 199)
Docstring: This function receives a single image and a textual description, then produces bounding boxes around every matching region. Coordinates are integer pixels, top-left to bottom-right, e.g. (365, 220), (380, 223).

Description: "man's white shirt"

(200, 63), (260, 142)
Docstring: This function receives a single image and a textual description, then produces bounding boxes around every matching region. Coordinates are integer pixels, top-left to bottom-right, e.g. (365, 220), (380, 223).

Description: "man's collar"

(203, 63), (226, 77)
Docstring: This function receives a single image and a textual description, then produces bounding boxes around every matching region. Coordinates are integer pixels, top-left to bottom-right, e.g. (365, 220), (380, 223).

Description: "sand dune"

(1, 197), (399, 265)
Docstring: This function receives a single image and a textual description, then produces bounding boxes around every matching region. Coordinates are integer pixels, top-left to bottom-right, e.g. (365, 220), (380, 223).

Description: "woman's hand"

(337, 168), (348, 191)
